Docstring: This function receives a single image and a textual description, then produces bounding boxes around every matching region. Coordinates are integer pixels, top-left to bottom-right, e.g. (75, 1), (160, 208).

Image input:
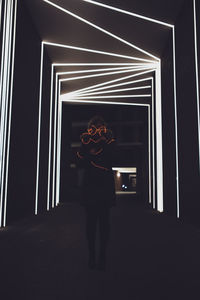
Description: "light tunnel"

(0, 0), (200, 227)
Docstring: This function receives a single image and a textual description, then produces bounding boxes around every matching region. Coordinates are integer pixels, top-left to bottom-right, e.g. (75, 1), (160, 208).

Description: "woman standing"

(77, 116), (116, 271)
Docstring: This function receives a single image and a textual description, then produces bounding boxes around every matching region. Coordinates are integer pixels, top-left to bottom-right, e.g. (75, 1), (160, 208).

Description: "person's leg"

(85, 206), (98, 268)
(97, 207), (111, 270)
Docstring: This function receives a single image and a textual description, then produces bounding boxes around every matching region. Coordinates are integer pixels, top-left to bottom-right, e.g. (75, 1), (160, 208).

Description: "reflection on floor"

(0, 195), (200, 300)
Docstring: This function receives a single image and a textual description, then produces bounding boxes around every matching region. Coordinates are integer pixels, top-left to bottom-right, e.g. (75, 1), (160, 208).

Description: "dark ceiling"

(23, 0), (186, 95)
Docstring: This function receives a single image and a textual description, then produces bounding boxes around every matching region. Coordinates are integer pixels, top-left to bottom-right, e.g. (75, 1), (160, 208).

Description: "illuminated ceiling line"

(59, 66), (155, 83)
(74, 77), (153, 96)
(65, 95), (152, 99)
(62, 69), (154, 96)
(83, 0), (174, 28)
(43, 41), (155, 63)
(61, 98), (150, 106)
(52, 63), (152, 66)
(57, 65), (153, 76)
(43, 0), (159, 61)
(72, 85), (152, 96)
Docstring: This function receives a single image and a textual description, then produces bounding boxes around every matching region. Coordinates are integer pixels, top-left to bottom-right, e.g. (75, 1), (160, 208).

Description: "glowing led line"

(74, 85), (151, 96)
(151, 78), (156, 209)
(0, 0), (12, 227)
(148, 105), (151, 204)
(0, 0), (2, 34)
(43, 41), (155, 63)
(2, 0), (14, 227)
(193, 0), (200, 171)
(35, 42), (44, 215)
(59, 67), (154, 83)
(56, 81), (62, 206)
(155, 64), (163, 212)
(52, 73), (58, 209)
(43, 0), (159, 61)
(65, 69), (155, 96)
(172, 27), (180, 218)
(83, 0), (173, 28)
(3, 0), (17, 227)
(47, 65), (54, 211)
(60, 98), (149, 107)
(53, 63), (151, 66)
(75, 77), (153, 96)
(71, 94), (151, 99)
(0, 0), (8, 226)
(57, 65), (152, 76)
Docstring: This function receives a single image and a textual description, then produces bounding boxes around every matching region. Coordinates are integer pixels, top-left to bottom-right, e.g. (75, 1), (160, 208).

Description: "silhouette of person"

(76, 116), (116, 271)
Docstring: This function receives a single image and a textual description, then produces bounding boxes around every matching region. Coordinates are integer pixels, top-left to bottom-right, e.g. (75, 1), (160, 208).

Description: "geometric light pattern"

(0, 0), (18, 227)
(34, 0), (169, 221)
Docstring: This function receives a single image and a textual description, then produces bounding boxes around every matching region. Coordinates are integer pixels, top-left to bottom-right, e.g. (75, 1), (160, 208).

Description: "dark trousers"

(84, 206), (111, 261)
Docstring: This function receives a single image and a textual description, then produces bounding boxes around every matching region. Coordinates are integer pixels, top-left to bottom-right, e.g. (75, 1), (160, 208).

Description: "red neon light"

(90, 161), (109, 171)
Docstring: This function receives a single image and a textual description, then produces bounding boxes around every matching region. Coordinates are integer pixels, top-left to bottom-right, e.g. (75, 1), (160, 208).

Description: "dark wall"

(60, 104), (149, 204)
(161, 34), (177, 216)
(7, 1), (51, 223)
(162, 0), (200, 223)
(175, 0), (200, 223)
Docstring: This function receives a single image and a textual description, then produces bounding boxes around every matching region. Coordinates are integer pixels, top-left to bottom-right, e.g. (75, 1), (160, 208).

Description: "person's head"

(88, 115), (107, 130)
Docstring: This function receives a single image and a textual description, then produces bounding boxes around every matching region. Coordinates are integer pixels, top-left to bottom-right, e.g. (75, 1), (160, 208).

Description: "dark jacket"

(76, 127), (116, 208)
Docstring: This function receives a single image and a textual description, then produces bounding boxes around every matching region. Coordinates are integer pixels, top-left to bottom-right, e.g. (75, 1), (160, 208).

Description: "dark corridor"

(1, 195), (200, 300)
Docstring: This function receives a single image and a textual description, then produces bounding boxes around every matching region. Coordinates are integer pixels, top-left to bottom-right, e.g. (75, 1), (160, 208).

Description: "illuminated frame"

(35, 0), (182, 222)
(57, 69), (155, 209)
(57, 70), (155, 210)
(35, 44), (159, 217)
(80, 0), (179, 216)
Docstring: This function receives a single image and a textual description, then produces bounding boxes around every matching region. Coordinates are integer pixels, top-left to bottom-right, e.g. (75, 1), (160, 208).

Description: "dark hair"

(88, 115), (107, 129)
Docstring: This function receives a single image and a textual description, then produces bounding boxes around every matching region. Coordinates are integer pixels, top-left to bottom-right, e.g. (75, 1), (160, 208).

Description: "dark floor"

(1, 196), (200, 300)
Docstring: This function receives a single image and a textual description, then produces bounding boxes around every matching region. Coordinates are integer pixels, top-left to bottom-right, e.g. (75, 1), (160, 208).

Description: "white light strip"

(43, 0), (159, 61)
(68, 94), (151, 99)
(83, 0), (173, 28)
(75, 77), (153, 96)
(112, 167), (137, 173)
(53, 63), (151, 66)
(35, 43), (44, 215)
(0, 0), (12, 227)
(193, 0), (200, 172)
(64, 69), (155, 96)
(59, 67), (154, 83)
(43, 41), (155, 63)
(0, 0), (2, 34)
(57, 65), (152, 76)
(61, 98), (149, 107)
(74, 85), (151, 96)
(56, 81), (62, 206)
(3, 0), (18, 227)
(52, 73), (58, 209)
(2, 0), (14, 227)
(148, 104), (151, 204)
(155, 64), (163, 212)
(151, 78), (156, 209)
(0, 0), (8, 227)
(172, 27), (180, 218)
(47, 65), (54, 211)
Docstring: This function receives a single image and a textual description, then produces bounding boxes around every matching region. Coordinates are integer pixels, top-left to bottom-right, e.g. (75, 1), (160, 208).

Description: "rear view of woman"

(77, 116), (116, 271)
